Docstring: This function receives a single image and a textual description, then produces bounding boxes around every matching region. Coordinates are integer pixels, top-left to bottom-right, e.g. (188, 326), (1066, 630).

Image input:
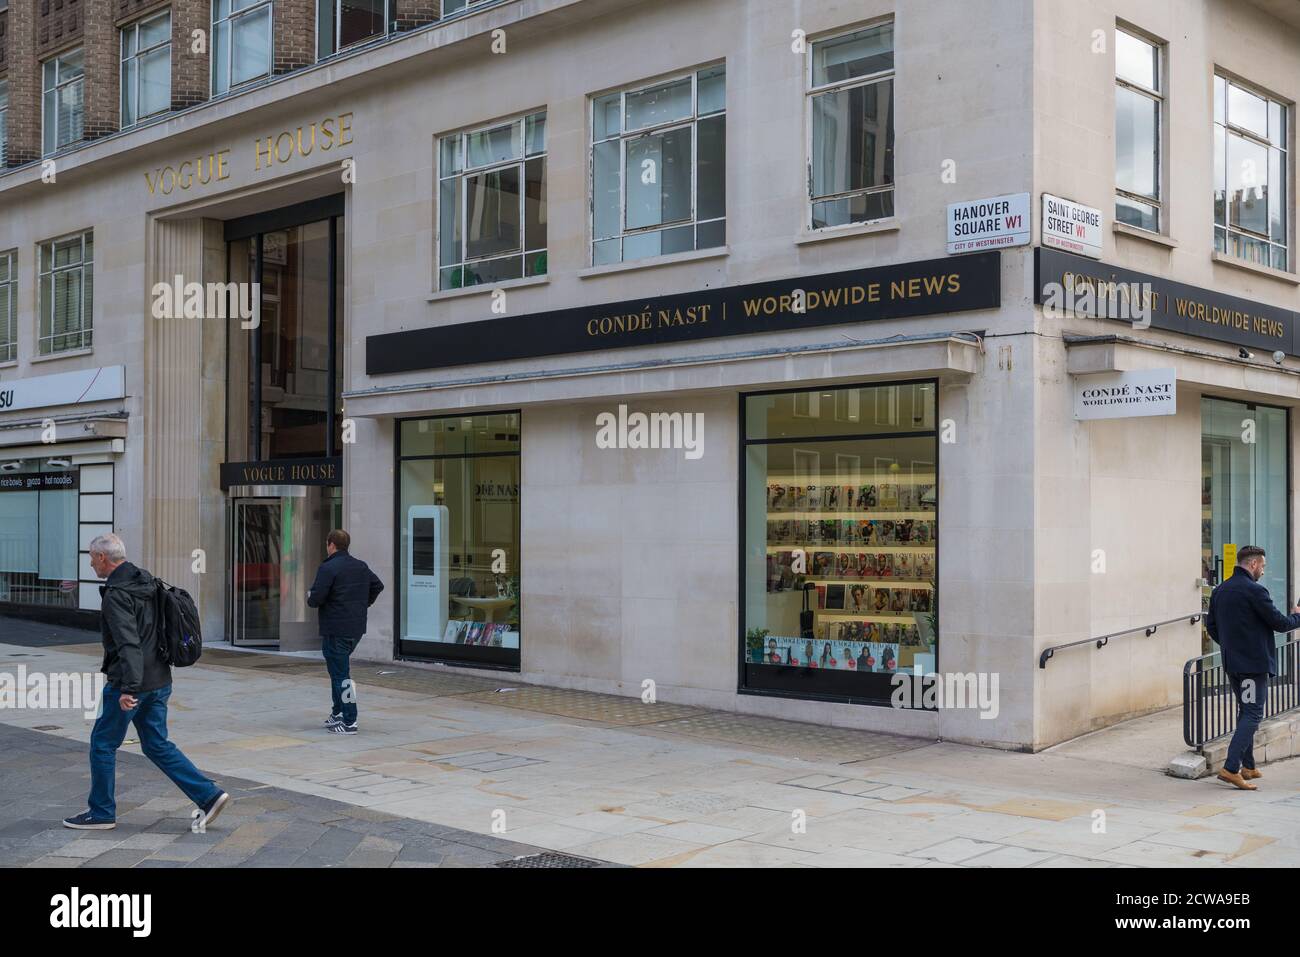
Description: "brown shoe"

(1242, 767), (1263, 780)
(1217, 769), (1258, 790)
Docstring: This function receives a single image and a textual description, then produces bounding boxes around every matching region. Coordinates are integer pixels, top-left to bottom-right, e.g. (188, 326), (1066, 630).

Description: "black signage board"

(220, 457), (342, 490)
(1035, 247), (1299, 356)
(0, 471), (79, 492)
(367, 252), (1003, 375)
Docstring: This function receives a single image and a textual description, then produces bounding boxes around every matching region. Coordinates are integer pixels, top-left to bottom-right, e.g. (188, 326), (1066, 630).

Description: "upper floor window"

(443, 0), (492, 14)
(1215, 75), (1288, 270)
(39, 231), (93, 356)
(43, 49), (85, 156)
(438, 111), (547, 288)
(807, 23), (893, 229)
(1115, 28), (1163, 232)
(590, 65), (726, 266)
(317, 0), (394, 59)
(213, 0), (273, 95)
(122, 11), (173, 127)
(0, 250), (15, 364)
(0, 79), (9, 167)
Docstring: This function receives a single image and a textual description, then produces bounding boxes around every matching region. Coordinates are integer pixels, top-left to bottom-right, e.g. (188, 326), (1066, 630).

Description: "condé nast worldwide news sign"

(367, 253), (1002, 374)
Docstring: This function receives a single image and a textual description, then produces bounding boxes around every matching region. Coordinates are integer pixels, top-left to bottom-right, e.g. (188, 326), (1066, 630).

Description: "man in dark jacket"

(1205, 544), (1300, 791)
(64, 534), (229, 830)
(308, 529), (384, 735)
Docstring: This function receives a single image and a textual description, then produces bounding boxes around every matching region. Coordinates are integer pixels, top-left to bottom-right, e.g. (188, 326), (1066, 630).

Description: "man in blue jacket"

(307, 529), (384, 735)
(1205, 545), (1300, 790)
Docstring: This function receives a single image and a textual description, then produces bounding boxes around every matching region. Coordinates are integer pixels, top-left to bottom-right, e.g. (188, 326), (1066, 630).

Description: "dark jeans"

(88, 684), (221, 820)
(1225, 672), (1269, 774)
(322, 635), (360, 725)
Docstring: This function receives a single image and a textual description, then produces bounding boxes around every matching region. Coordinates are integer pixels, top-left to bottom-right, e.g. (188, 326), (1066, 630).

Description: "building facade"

(1, 0), (1299, 750)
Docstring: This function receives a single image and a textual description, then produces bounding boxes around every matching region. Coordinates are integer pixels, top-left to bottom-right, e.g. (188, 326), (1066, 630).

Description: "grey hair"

(88, 534), (127, 562)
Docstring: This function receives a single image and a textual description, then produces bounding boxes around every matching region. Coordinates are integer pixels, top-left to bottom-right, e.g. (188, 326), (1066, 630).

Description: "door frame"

(227, 496), (283, 647)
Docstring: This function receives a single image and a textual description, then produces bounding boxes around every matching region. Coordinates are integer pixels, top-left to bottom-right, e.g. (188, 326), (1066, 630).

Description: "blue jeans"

(1225, 672), (1269, 774)
(88, 684), (221, 820)
(322, 635), (360, 725)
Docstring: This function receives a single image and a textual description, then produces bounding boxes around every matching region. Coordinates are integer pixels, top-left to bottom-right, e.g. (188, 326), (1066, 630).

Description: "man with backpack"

(63, 534), (229, 830)
(308, 529), (384, 735)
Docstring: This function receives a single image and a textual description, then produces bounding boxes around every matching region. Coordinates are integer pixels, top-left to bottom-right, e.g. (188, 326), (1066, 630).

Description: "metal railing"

(1182, 636), (1300, 749)
(1038, 614), (1202, 669)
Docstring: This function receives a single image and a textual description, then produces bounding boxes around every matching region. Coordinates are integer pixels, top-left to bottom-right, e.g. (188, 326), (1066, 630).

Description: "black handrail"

(1038, 614), (1202, 668)
(1182, 636), (1300, 748)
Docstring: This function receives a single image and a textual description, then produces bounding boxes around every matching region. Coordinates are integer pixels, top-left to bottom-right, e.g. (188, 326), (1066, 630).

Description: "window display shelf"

(765, 544), (934, 554)
(768, 510), (936, 519)
(817, 611), (918, 623)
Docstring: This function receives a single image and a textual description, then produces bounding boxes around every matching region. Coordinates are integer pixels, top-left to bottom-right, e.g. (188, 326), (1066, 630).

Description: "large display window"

(741, 382), (938, 703)
(396, 412), (521, 667)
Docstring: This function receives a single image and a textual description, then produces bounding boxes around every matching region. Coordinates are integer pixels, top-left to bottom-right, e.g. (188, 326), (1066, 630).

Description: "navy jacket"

(307, 550), (384, 639)
(1205, 566), (1300, 676)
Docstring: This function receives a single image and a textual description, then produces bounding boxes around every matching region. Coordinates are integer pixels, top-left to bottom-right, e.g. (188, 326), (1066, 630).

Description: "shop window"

(42, 49), (85, 156)
(807, 22), (894, 229)
(38, 230), (93, 356)
(1114, 27), (1163, 232)
(0, 461), (81, 610)
(1214, 74), (1288, 270)
(590, 65), (726, 266)
(121, 11), (172, 127)
(397, 413), (521, 667)
(438, 111), (547, 289)
(742, 382), (938, 703)
(317, 0), (394, 59)
(0, 78), (9, 167)
(0, 249), (15, 363)
(212, 0), (273, 95)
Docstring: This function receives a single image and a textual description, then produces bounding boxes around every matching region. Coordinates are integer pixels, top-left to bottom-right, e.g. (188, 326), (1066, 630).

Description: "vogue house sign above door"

(367, 253), (1002, 375)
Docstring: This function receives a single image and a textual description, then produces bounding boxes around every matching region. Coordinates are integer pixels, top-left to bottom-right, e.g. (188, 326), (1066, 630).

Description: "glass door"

(1201, 397), (1290, 655)
(230, 498), (282, 645)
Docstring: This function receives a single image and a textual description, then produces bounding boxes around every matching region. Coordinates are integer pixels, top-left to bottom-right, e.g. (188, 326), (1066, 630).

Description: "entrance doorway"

(1201, 396), (1290, 654)
(230, 498), (281, 645)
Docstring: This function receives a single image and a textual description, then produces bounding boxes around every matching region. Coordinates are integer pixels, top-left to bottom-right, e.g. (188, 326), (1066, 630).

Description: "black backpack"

(154, 579), (203, 667)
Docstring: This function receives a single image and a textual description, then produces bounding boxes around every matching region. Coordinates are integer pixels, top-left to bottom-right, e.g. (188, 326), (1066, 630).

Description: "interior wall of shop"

(1032, 0), (1300, 747)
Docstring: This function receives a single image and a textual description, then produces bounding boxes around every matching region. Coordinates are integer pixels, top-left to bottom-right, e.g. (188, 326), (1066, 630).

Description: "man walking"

(308, 529), (384, 735)
(1205, 544), (1300, 790)
(64, 534), (229, 830)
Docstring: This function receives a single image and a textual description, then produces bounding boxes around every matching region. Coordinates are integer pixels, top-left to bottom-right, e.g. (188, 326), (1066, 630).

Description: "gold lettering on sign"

(255, 112), (355, 171)
(143, 150), (232, 195)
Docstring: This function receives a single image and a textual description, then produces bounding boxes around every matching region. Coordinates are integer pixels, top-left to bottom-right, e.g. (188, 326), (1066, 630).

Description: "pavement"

(2, 619), (1299, 868)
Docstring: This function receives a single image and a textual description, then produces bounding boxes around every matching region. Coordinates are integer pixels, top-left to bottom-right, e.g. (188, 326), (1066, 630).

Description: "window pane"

(339, 0), (386, 46)
(1115, 30), (1157, 90)
(139, 46), (171, 118)
(140, 12), (171, 48)
(624, 77), (691, 131)
(1269, 101), (1286, 148)
(623, 224), (693, 261)
(1115, 86), (1158, 199)
(213, 20), (231, 94)
(439, 178), (461, 267)
(1268, 146), (1286, 244)
(1228, 133), (1269, 234)
(593, 92), (621, 140)
(812, 190), (893, 229)
(1227, 82), (1268, 137)
(58, 81), (84, 148)
(1214, 74), (1226, 125)
(697, 218), (726, 250)
(1212, 124), (1226, 226)
(38, 489), (78, 580)
(465, 166), (521, 261)
(231, 8), (271, 86)
(1116, 195), (1159, 232)
(466, 122), (519, 168)
(592, 238), (620, 265)
(624, 127), (692, 230)
(1229, 231), (1269, 265)
(592, 139), (621, 240)
(449, 255), (522, 288)
(525, 112), (546, 156)
(439, 135), (461, 176)
(697, 114), (726, 221)
(524, 157), (546, 253)
(698, 65), (726, 115)
(59, 51), (85, 81)
(811, 79), (893, 199)
(123, 25), (138, 58)
(812, 23), (893, 86)
(122, 58), (139, 126)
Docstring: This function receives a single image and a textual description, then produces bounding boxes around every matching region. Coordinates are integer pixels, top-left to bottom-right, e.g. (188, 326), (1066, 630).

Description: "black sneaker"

(325, 712), (344, 727)
(327, 721), (358, 735)
(63, 811), (116, 830)
(196, 791), (230, 830)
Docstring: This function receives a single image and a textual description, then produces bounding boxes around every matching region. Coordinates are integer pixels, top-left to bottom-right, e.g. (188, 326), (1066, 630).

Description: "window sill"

(31, 347), (94, 364)
(795, 218), (901, 246)
(427, 274), (549, 303)
(0, 361), (17, 369)
(1112, 222), (1177, 249)
(1210, 251), (1300, 286)
(577, 246), (729, 279)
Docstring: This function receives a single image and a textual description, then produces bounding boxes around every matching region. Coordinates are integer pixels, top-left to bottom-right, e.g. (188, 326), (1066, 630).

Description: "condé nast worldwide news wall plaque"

(366, 252), (1002, 375)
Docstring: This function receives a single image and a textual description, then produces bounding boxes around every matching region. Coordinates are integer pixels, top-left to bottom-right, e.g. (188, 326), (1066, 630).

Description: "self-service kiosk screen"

(411, 518), (437, 576)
